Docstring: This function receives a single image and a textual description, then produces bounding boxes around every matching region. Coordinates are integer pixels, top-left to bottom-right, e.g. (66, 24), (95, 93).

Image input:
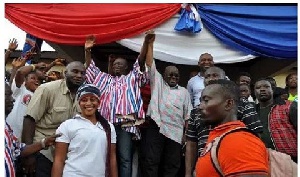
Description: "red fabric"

(5, 3), (180, 45)
(140, 83), (151, 113)
(269, 101), (297, 157)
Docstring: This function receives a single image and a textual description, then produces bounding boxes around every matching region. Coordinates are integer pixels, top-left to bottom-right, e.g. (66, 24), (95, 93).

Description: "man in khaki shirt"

(22, 61), (86, 177)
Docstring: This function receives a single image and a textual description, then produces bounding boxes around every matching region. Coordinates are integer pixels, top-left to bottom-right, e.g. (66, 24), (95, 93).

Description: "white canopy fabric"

(118, 15), (256, 65)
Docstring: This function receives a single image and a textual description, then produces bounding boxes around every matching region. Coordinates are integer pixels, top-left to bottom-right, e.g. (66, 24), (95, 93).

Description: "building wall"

(273, 72), (297, 88)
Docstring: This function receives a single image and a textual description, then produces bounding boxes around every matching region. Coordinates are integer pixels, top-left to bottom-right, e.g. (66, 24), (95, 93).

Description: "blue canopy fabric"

(175, 4), (202, 33)
(196, 4), (297, 59)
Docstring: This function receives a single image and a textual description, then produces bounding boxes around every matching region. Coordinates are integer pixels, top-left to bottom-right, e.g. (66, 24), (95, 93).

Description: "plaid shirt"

(269, 101), (297, 157)
(186, 98), (263, 156)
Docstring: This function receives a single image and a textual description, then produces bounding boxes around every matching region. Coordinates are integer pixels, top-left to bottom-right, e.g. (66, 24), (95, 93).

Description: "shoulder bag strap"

(210, 127), (256, 176)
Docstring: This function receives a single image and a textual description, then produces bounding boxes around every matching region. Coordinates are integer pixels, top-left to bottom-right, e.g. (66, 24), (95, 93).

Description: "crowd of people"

(4, 31), (298, 177)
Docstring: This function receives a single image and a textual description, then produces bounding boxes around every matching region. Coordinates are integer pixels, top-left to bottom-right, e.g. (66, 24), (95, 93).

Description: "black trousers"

(140, 119), (182, 177)
(16, 153), (52, 177)
(35, 153), (53, 177)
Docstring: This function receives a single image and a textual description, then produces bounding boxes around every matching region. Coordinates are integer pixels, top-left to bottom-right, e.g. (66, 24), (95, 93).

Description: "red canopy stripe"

(5, 3), (181, 45)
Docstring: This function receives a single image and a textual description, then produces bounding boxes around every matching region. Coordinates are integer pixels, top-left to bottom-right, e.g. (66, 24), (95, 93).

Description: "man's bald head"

(64, 61), (86, 90)
(65, 61), (84, 71)
(204, 66), (226, 86)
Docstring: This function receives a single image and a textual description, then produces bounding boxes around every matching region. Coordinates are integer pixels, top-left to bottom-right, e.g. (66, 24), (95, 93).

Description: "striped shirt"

(86, 59), (147, 139)
(5, 122), (26, 177)
(186, 98), (263, 156)
(147, 60), (192, 144)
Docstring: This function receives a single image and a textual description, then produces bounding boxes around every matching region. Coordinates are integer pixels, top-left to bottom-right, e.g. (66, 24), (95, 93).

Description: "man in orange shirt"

(195, 79), (269, 177)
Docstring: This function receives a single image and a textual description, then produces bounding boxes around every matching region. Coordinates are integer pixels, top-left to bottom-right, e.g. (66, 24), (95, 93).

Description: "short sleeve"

(109, 123), (117, 144)
(186, 109), (198, 142)
(55, 121), (71, 143)
(218, 132), (269, 176)
(11, 79), (23, 98)
(238, 99), (263, 134)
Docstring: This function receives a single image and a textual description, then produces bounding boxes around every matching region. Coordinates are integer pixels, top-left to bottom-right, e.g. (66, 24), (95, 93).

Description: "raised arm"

(5, 38), (18, 65)
(145, 31), (155, 67)
(9, 58), (26, 86)
(44, 58), (66, 73)
(14, 62), (46, 88)
(138, 31), (155, 71)
(107, 54), (117, 75)
(84, 35), (96, 69)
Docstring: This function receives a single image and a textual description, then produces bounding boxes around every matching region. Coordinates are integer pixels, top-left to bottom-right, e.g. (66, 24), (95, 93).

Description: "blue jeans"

(114, 125), (135, 177)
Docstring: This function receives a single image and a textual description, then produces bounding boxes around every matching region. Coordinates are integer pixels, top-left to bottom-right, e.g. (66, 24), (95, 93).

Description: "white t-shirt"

(56, 114), (117, 177)
(6, 80), (33, 140)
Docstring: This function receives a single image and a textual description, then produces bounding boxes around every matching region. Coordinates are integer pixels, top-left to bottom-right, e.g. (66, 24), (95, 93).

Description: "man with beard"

(22, 61), (86, 177)
(255, 78), (297, 162)
(195, 79), (269, 177)
(140, 32), (192, 177)
(187, 53), (214, 108)
(185, 67), (263, 177)
(285, 73), (297, 101)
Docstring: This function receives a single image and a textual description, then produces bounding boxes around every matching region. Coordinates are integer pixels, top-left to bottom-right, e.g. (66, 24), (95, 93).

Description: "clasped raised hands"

(145, 30), (155, 44)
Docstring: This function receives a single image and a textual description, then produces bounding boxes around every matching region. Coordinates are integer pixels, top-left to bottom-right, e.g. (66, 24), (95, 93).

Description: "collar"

(197, 72), (204, 78)
(213, 121), (245, 132)
(61, 79), (70, 95)
(170, 84), (179, 89)
(256, 98), (285, 109)
(73, 114), (103, 129)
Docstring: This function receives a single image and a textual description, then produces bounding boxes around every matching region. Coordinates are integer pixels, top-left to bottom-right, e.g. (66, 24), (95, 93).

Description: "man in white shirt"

(187, 53), (214, 108)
